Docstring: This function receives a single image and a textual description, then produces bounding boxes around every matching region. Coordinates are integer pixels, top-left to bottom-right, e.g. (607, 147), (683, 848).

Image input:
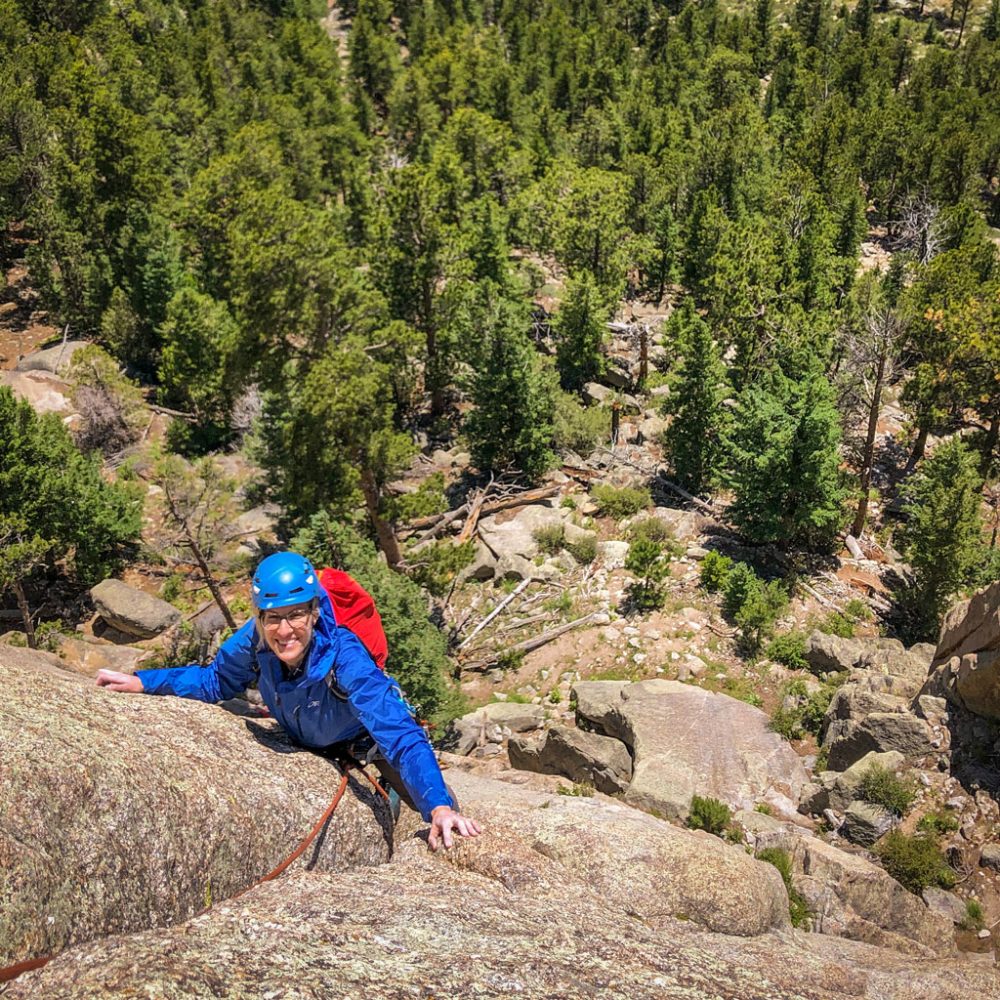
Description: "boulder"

(824, 684), (909, 726)
(841, 800), (895, 847)
(0, 369), (75, 417)
(805, 631), (865, 675)
(582, 381), (612, 406)
(636, 415), (668, 443)
(979, 843), (1000, 871)
(609, 680), (809, 821)
(495, 551), (559, 582)
(0, 646), (389, 968)
(953, 648), (1000, 720)
(230, 504), (279, 552)
(10, 759), (996, 1000)
(826, 714), (935, 771)
(457, 541), (497, 582)
(826, 751), (905, 811)
(478, 504), (567, 562)
(562, 520), (597, 550)
(89, 579), (181, 639)
(596, 539), (629, 568)
(14, 339), (89, 374)
(52, 635), (147, 678)
(935, 579), (1000, 662)
(786, 833), (957, 958)
(572, 679), (628, 736)
(640, 506), (708, 543)
(449, 702), (546, 754)
(921, 887), (968, 925)
(508, 725), (632, 794)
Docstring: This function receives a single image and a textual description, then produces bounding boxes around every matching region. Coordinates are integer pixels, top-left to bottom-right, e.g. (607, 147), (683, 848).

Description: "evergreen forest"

(2, 0), (1000, 704)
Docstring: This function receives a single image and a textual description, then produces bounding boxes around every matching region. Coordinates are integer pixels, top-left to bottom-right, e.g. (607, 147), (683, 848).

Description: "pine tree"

(728, 368), (846, 550)
(663, 302), (730, 497)
(554, 271), (609, 391)
(464, 290), (556, 481)
(897, 439), (985, 638)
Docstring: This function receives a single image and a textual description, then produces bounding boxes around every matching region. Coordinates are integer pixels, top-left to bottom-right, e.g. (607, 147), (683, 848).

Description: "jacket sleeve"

(333, 626), (454, 821)
(136, 620), (258, 702)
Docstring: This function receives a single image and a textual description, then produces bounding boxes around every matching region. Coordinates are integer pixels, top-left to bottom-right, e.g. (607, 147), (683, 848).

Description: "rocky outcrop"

(89, 579), (181, 639)
(6, 760), (994, 999)
(840, 801), (894, 847)
(0, 646), (389, 968)
(825, 712), (935, 771)
(507, 725), (633, 793)
(806, 631), (866, 674)
(936, 579), (1000, 662)
(598, 680), (809, 820)
(448, 701), (545, 755)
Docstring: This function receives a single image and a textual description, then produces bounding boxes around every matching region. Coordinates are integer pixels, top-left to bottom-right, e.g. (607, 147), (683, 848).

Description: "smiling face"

(259, 601), (318, 670)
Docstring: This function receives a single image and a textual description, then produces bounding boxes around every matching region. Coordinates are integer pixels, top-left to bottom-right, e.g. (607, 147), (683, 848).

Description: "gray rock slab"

(805, 631), (866, 675)
(826, 714), (935, 771)
(509, 725), (632, 794)
(922, 887), (968, 925)
(15, 339), (90, 374)
(611, 680), (809, 821)
(827, 751), (905, 810)
(979, 843), (1000, 872)
(841, 800), (895, 847)
(597, 539), (629, 568)
(90, 579), (181, 639)
(0, 369), (75, 417)
(572, 680), (628, 737)
(954, 648), (1000, 720)
(478, 504), (567, 562)
(936, 579), (1000, 662)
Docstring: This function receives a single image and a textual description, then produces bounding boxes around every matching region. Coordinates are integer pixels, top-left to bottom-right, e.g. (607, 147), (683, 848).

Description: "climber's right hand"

(95, 669), (144, 693)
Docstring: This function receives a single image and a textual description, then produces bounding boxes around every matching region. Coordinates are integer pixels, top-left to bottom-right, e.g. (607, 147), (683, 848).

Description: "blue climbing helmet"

(251, 552), (320, 611)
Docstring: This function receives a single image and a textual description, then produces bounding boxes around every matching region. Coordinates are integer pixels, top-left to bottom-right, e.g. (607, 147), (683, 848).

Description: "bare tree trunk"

(851, 352), (887, 538)
(982, 410), (999, 475)
(162, 484), (237, 631)
(361, 468), (403, 568)
(12, 580), (36, 649)
(639, 326), (649, 385)
(956, 0), (972, 44)
(905, 423), (930, 474)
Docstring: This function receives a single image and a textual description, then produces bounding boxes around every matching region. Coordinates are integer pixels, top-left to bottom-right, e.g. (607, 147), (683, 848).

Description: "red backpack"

(318, 568), (388, 670)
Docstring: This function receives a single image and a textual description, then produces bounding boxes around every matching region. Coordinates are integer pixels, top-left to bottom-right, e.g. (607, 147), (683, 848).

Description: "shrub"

(766, 631), (808, 671)
(687, 795), (732, 837)
(67, 345), (146, 457)
(533, 523), (566, 555)
(565, 534), (597, 564)
(856, 762), (917, 817)
(770, 704), (804, 741)
(625, 537), (671, 611)
(960, 899), (985, 931)
(406, 540), (476, 597)
(916, 810), (960, 835)
(629, 517), (673, 544)
(557, 781), (595, 797)
(722, 562), (758, 618)
(699, 550), (732, 592)
(734, 578), (788, 654)
(548, 687), (563, 704)
(819, 611), (855, 638)
(590, 483), (651, 519)
(552, 391), (607, 455)
(756, 848), (810, 928)
(876, 830), (956, 893)
(386, 473), (449, 522)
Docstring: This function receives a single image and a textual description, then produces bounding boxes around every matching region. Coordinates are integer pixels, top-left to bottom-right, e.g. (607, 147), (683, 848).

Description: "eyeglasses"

(260, 606), (313, 631)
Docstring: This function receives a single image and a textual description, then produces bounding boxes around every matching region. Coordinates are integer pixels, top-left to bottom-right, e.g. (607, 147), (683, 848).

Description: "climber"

(96, 551), (481, 851)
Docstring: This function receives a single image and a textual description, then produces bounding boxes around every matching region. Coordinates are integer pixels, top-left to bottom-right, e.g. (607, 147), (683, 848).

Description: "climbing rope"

(0, 760), (389, 985)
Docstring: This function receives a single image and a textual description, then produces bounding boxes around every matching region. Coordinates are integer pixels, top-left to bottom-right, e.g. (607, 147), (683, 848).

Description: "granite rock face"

(606, 680), (809, 820)
(0, 647), (389, 968)
(89, 578), (181, 639)
(6, 764), (995, 999)
(508, 724), (633, 793)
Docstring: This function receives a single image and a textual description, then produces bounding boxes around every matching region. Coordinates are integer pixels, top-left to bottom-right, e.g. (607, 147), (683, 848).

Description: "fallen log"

(404, 484), (562, 534)
(460, 612), (602, 671)
(654, 471), (719, 517)
(455, 578), (530, 651)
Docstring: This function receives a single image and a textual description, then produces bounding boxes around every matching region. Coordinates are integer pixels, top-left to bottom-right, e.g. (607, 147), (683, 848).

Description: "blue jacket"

(136, 589), (453, 821)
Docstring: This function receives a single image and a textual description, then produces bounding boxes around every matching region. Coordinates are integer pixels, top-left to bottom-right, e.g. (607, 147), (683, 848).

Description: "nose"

(275, 616), (295, 638)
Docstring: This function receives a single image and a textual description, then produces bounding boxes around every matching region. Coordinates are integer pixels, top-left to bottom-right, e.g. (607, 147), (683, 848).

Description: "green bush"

(687, 795), (732, 837)
(770, 704), (805, 741)
(406, 540), (476, 597)
(819, 610), (855, 638)
(734, 578), (788, 654)
(857, 762), (917, 817)
(552, 391), (607, 455)
(386, 473), (449, 522)
(876, 830), (956, 893)
(625, 537), (671, 611)
(722, 562), (758, 618)
(699, 550), (732, 592)
(766, 631), (808, 671)
(916, 810), (960, 835)
(960, 899), (985, 931)
(533, 523), (566, 555)
(557, 781), (595, 797)
(628, 516), (673, 544)
(565, 534), (597, 564)
(756, 848), (810, 928)
(770, 674), (844, 741)
(590, 483), (651, 520)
